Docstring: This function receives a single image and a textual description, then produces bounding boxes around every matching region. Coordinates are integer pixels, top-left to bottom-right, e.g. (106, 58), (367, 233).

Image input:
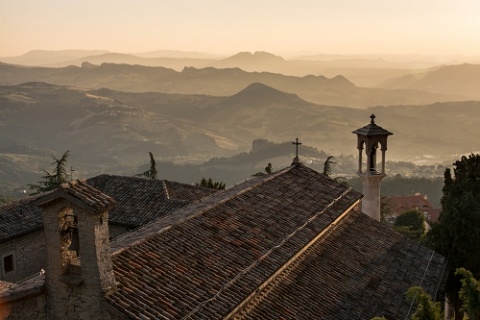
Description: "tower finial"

(370, 114), (376, 124)
(292, 138), (302, 165)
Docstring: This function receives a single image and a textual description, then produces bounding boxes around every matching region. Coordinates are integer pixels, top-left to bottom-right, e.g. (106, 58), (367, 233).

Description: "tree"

(136, 152), (158, 179)
(428, 154), (480, 318)
(405, 286), (443, 320)
(393, 209), (426, 241)
(323, 155), (335, 177)
(252, 162), (273, 177)
(265, 162), (272, 174)
(456, 268), (480, 320)
(28, 150), (70, 193)
(196, 178), (225, 190)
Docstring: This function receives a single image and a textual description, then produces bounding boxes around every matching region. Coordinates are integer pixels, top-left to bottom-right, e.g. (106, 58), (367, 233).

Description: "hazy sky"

(1, 0), (479, 57)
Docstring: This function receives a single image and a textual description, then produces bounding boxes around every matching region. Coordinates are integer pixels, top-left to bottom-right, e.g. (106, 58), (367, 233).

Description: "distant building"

(382, 193), (441, 223)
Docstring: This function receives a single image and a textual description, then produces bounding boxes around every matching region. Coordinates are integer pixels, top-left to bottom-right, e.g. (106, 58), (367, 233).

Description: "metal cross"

(292, 138), (302, 159)
(370, 114), (376, 124)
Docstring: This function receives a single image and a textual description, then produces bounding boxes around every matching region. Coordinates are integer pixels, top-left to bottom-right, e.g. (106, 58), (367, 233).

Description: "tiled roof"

(0, 196), (42, 242)
(426, 208), (441, 223)
(87, 175), (217, 227)
(233, 210), (447, 320)
(0, 273), (45, 303)
(382, 194), (438, 219)
(34, 180), (116, 213)
(0, 175), (216, 242)
(106, 164), (364, 319)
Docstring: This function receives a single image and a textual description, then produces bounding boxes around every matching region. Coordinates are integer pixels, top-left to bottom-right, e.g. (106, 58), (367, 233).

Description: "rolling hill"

(383, 63), (480, 100)
(1, 81), (480, 198)
(0, 62), (461, 108)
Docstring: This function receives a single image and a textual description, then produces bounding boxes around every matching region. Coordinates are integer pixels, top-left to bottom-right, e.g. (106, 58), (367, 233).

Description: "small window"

(3, 253), (14, 274)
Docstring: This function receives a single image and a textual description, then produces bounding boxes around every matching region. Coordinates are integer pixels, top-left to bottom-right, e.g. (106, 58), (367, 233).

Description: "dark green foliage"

(196, 178), (225, 190)
(136, 152), (158, 179)
(323, 155), (335, 177)
(28, 150), (70, 194)
(393, 209), (426, 240)
(428, 154), (480, 317)
(253, 162), (273, 177)
(265, 162), (272, 174)
(456, 268), (480, 320)
(406, 286), (443, 320)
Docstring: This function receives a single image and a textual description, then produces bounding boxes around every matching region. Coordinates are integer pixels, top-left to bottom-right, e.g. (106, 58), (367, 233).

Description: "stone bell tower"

(353, 114), (393, 221)
(34, 180), (116, 320)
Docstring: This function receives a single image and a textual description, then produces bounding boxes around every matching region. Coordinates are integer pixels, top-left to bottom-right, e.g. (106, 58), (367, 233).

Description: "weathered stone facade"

(0, 230), (46, 283)
(40, 196), (115, 320)
(0, 293), (46, 320)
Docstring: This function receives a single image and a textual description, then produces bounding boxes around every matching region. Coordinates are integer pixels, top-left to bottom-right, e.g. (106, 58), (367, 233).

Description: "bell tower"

(353, 114), (393, 221)
(35, 180), (116, 320)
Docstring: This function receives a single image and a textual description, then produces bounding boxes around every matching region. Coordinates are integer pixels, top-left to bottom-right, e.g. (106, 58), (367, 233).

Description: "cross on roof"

(292, 138), (302, 165)
(370, 114), (376, 124)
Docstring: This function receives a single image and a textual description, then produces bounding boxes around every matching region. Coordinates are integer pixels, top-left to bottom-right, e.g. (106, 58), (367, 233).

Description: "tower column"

(359, 174), (385, 221)
(352, 114), (393, 221)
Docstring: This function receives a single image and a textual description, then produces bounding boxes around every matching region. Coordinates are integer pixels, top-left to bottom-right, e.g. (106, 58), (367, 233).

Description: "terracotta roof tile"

(0, 175), (216, 242)
(34, 179), (116, 213)
(88, 175), (217, 227)
(106, 164), (364, 319)
(382, 194), (441, 222)
(0, 273), (45, 303)
(234, 210), (446, 320)
(0, 196), (42, 242)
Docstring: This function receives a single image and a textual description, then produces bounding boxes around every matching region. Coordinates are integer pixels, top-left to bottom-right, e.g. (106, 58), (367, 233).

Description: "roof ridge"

(110, 165), (295, 255)
(162, 180), (170, 200)
(190, 186), (360, 320)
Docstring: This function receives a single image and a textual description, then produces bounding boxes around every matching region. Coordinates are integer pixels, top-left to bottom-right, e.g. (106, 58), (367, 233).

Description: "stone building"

(382, 193), (441, 223)
(0, 176), (216, 283)
(0, 116), (448, 319)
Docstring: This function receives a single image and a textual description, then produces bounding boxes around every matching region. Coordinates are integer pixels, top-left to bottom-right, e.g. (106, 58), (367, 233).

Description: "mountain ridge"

(383, 63), (480, 100)
(0, 62), (461, 108)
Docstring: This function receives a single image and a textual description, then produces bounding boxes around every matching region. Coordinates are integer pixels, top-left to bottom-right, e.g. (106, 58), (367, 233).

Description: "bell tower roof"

(34, 180), (116, 213)
(353, 114), (393, 137)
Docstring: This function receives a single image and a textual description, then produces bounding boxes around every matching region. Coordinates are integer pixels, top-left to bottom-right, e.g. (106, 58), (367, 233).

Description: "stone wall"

(41, 199), (116, 320)
(0, 292), (46, 320)
(0, 230), (46, 283)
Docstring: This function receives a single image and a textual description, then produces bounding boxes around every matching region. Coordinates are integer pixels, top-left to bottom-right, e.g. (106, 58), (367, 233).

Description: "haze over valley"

(1, 1), (480, 200)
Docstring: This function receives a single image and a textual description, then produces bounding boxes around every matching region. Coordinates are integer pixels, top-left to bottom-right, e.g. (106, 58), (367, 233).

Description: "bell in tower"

(352, 114), (393, 221)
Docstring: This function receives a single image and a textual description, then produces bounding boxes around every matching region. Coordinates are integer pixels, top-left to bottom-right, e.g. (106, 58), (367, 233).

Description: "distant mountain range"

(1, 82), (480, 197)
(0, 61), (462, 108)
(3, 50), (478, 88)
(382, 63), (480, 100)
(1, 50), (480, 198)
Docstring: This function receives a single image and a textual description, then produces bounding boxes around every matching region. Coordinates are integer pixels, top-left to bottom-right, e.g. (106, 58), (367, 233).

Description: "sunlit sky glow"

(1, 0), (479, 57)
